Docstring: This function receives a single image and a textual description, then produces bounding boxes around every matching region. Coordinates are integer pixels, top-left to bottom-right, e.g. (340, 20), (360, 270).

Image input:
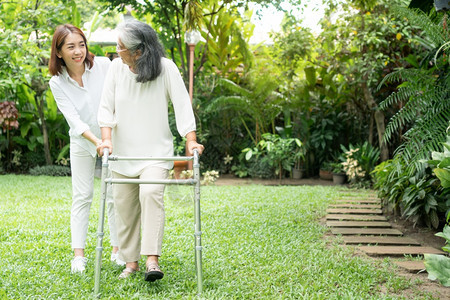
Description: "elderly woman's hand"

(185, 131), (204, 155)
(186, 140), (204, 156)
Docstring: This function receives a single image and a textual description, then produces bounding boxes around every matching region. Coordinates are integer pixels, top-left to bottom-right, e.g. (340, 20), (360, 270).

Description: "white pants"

(112, 166), (168, 262)
(70, 143), (118, 249)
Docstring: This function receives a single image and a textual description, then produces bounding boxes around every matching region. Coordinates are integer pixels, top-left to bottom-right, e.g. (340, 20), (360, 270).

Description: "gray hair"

(116, 20), (166, 83)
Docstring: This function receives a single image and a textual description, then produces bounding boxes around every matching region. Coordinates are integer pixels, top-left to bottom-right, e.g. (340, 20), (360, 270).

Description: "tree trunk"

(362, 81), (389, 161)
(374, 110), (389, 161)
(368, 111), (374, 145)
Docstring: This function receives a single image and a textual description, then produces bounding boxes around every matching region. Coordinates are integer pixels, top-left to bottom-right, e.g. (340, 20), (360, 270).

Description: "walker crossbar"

(94, 149), (203, 297)
(105, 178), (197, 185)
(108, 155), (193, 161)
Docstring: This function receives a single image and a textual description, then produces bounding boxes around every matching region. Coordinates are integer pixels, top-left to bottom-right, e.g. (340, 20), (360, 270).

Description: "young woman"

(97, 20), (204, 281)
(48, 24), (124, 273)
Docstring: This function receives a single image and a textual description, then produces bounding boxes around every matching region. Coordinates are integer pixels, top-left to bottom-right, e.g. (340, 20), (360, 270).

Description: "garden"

(0, 0), (449, 298)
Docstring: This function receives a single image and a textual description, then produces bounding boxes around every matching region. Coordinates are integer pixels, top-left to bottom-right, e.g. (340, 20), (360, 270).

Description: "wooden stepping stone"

(329, 204), (381, 209)
(327, 221), (391, 228)
(335, 199), (381, 204)
(393, 261), (426, 273)
(326, 208), (382, 215)
(358, 246), (445, 256)
(331, 228), (403, 235)
(326, 214), (387, 221)
(342, 236), (420, 245)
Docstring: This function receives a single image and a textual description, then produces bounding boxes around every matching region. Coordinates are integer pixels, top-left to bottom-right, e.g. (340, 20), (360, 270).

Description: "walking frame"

(94, 148), (203, 296)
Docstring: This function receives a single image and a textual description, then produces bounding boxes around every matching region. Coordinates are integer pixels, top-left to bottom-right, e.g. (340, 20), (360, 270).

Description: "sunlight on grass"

(0, 175), (437, 299)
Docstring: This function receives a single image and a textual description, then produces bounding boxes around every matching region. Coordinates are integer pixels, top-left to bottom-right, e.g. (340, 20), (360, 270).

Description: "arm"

(97, 59), (118, 156)
(82, 130), (102, 147)
(185, 131), (204, 155)
(97, 127), (112, 156)
(49, 79), (91, 138)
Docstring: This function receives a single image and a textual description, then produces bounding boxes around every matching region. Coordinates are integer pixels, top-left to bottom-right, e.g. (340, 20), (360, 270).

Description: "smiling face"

(57, 33), (86, 71)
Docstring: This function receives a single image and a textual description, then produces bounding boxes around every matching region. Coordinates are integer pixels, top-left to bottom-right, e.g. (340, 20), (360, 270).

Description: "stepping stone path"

(326, 190), (445, 273)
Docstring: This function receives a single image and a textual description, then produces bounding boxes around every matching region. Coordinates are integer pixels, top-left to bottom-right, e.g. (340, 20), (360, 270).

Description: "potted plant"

(292, 146), (306, 179)
(319, 161), (333, 180)
(331, 162), (346, 185)
(434, 0), (450, 12)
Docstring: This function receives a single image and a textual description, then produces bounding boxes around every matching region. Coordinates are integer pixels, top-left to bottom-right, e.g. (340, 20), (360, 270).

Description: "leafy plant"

(401, 172), (442, 228)
(340, 142), (380, 185)
(330, 162), (345, 174)
(29, 165), (71, 176)
(378, 6), (450, 176)
(201, 170), (220, 185)
(243, 133), (302, 180)
(173, 136), (187, 156)
(427, 133), (450, 189)
(424, 225), (450, 287)
(373, 159), (409, 213)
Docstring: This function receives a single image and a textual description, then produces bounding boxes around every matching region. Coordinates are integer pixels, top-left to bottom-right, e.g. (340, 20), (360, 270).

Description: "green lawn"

(0, 175), (436, 299)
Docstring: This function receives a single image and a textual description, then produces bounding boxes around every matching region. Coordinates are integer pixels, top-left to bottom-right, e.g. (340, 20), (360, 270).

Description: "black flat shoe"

(144, 262), (164, 282)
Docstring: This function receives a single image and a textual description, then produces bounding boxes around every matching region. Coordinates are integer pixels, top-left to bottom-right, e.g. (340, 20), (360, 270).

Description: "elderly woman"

(97, 20), (204, 281)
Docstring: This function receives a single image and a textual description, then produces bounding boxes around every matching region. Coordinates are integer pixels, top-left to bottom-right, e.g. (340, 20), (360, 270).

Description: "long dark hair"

(48, 24), (94, 76)
(117, 20), (166, 83)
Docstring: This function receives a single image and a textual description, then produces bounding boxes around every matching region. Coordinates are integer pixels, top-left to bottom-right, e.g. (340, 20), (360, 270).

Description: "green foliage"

(207, 76), (284, 145)
(427, 133), (450, 189)
(203, 8), (255, 81)
(373, 158), (448, 229)
(378, 6), (450, 176)
(373, 159), (408, 210)
(243, 133), (303, 179)
(29, 165), (71, 177)
(424, 253), (450, 287)
(402, 173), (442, 228)
(0, 0), (78, 169)
(424, 226), (450, 287)
(340, 142), (380, 184)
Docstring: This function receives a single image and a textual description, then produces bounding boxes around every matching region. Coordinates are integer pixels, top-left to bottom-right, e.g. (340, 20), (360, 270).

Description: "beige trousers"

(112, 166), (168, 262)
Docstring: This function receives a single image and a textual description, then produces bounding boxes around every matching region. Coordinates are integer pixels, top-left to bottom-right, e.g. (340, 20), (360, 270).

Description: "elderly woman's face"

(117, 39), (138, 70)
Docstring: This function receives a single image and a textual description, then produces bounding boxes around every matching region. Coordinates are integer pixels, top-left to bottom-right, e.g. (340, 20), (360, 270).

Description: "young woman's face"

(58, 33), (86, 70)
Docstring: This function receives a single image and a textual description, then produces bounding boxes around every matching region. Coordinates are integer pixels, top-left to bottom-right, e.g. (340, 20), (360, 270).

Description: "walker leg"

(94, 149), (110, 297)
(193, 150), (203, 294)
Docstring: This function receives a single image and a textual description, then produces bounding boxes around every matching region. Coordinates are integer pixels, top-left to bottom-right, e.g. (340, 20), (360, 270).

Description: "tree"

(378, 6), (450, 175)
(99, 0), (295, 82)
(0, 0), (77, 166)
(317, 0), (414, 161)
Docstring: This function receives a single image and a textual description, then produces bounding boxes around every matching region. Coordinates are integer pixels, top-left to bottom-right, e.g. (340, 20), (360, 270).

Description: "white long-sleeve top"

(49, 56), (111, 157)
(98, 57), (196, 177)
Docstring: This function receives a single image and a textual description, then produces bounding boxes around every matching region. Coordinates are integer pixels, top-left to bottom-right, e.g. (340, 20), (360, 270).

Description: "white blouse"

(98, 57), (196, 177)
(49, 56), (111, 157)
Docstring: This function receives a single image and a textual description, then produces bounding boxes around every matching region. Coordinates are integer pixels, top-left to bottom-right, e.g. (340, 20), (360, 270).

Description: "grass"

(0, 175), (438, 299)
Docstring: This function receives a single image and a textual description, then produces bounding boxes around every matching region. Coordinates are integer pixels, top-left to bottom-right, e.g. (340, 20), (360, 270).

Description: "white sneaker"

(71, 256), (87, 273)
(111, 252), (126, 266)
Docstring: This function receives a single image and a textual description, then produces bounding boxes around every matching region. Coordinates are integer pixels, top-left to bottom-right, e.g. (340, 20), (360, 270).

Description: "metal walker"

(94, 149), (203, 296)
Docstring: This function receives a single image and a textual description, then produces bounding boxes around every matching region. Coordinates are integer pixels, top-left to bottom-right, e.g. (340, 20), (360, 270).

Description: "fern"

(380, 7), (450, 178)
(392, 6), (446, 46)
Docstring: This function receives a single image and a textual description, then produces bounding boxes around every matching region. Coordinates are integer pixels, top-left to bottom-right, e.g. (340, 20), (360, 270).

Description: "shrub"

(29, 165), (71, 176)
